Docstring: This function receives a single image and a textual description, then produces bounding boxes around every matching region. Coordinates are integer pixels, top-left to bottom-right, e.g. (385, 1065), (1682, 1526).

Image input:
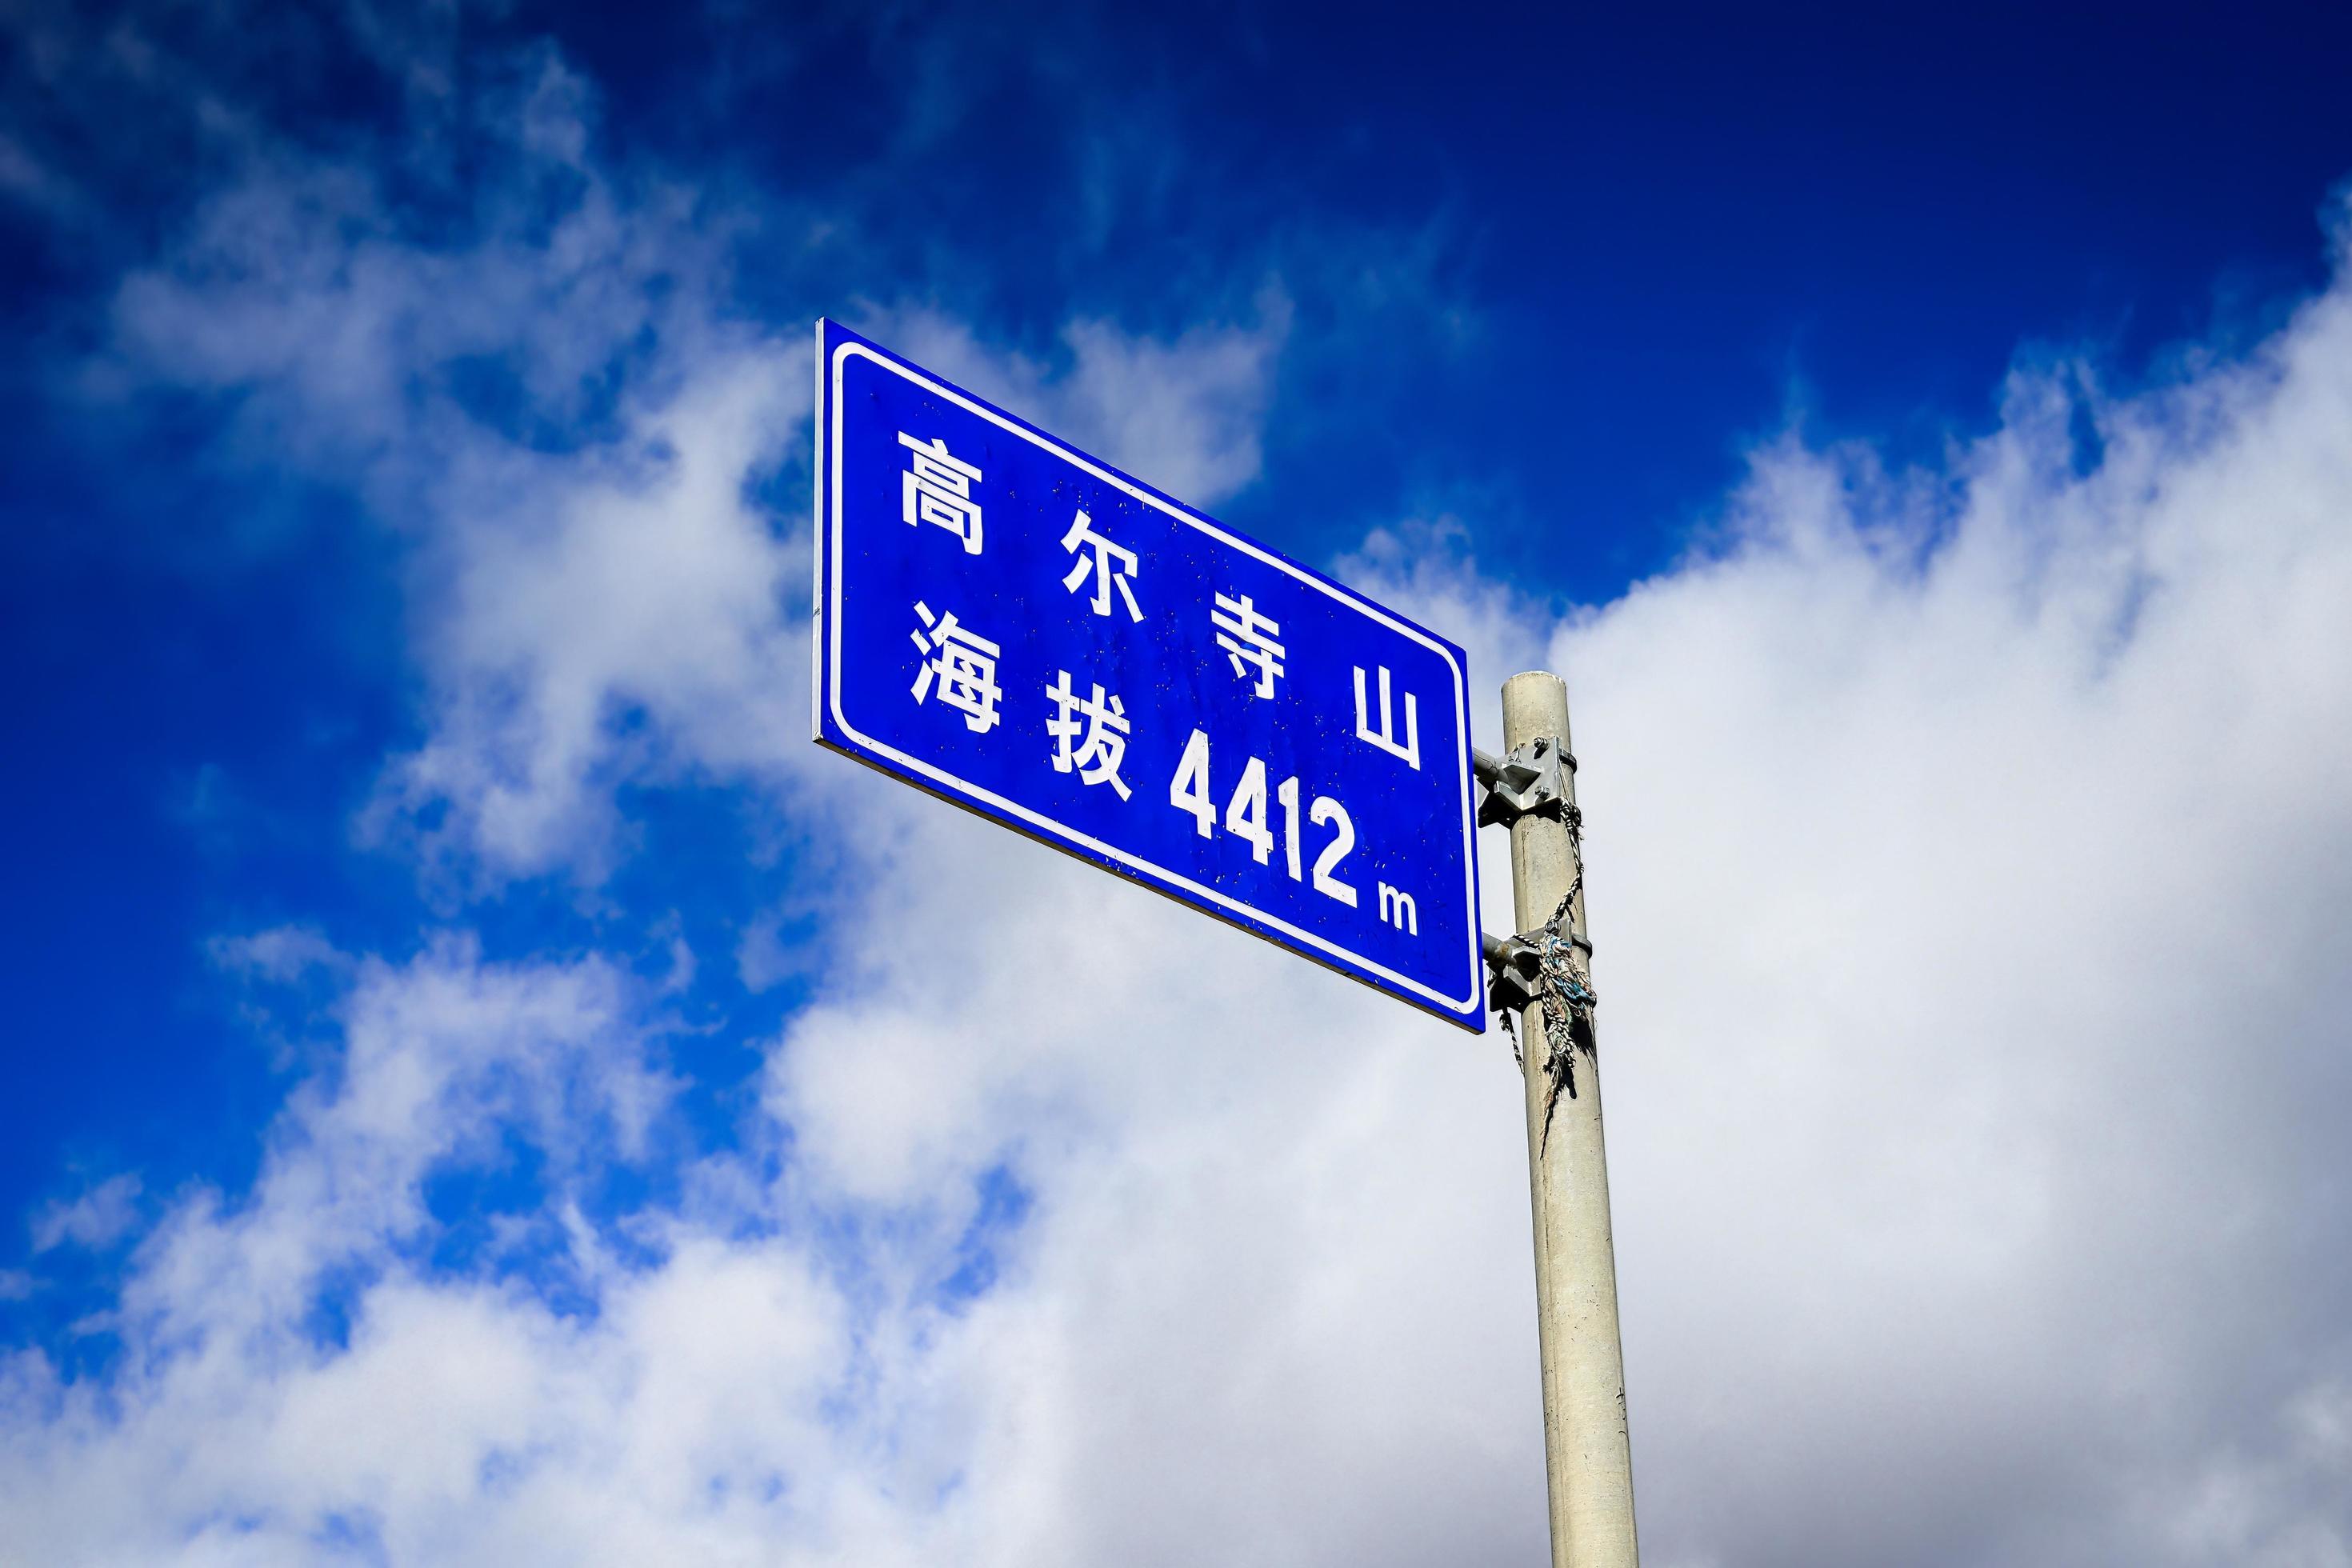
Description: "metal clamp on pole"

(1486, 926), (1591, 1006)
(1474, 734), (1575, 830)
(1482, 930), (1542, 1015)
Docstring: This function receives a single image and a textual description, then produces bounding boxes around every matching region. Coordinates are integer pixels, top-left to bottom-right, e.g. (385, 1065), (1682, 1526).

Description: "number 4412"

(1168, 728), (1357, 906)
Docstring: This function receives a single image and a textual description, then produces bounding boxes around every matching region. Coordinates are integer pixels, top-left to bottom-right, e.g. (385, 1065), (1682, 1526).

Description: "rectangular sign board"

(812, 321), (1485, 1030)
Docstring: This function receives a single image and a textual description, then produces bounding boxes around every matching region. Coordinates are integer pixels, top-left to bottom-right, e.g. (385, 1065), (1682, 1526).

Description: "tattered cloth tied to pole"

(1492, 805), (1597, 1154)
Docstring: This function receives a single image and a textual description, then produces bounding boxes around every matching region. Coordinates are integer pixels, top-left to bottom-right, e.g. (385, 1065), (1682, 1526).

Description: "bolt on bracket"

(1482, 926), (1593, 1017)
(1482, 931), (1543, 1014)
(1474, 734), (1574, 830)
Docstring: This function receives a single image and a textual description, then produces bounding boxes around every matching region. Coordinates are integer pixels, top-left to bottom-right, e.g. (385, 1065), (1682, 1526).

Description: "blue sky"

(5, 3), (2352, 1562)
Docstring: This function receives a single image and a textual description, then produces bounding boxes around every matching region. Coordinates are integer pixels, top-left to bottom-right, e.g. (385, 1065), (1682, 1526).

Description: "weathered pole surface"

(1502, 670), (1639, 1568)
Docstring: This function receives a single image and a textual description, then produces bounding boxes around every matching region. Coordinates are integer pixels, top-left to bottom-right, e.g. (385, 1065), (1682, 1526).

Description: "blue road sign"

(812, 321), (1485, 1030)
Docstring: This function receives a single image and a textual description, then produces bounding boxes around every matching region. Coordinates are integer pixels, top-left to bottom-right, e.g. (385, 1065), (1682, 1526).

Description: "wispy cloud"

(28, 1176), (142, 1254)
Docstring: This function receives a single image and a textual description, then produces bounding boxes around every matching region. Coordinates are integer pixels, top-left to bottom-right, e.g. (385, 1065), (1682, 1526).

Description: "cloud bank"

(5, 7), (2352, 1564)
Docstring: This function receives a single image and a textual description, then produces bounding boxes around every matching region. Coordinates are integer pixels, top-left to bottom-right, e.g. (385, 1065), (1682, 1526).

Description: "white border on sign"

(823, 336), (1482, 1018)
(810, 321), (828, 745)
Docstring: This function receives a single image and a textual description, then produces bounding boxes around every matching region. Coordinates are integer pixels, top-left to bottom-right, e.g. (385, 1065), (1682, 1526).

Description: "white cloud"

(10, 8), (2352, 1564)
(82, 109), (1290, 893)
(861, 296), (1290, 510)
(370, 343), (812, 882)
(1506, 254), (2352, 1564)
(0, 937), (720, 1564)
(750, 216), (2352, 1564)
(29, 214), (2350, 1553)
(2148, 1382), (2352, 1567)
(210, 925), (351, 986)
(29, 1175), (143, 1254)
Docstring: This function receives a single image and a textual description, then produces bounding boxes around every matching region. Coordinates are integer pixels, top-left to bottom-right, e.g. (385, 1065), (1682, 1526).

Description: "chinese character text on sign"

(899, 431), (983, 554)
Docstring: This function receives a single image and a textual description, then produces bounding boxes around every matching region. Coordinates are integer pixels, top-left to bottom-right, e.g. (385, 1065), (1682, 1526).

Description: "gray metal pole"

(1500, 670), (1639, 1568)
